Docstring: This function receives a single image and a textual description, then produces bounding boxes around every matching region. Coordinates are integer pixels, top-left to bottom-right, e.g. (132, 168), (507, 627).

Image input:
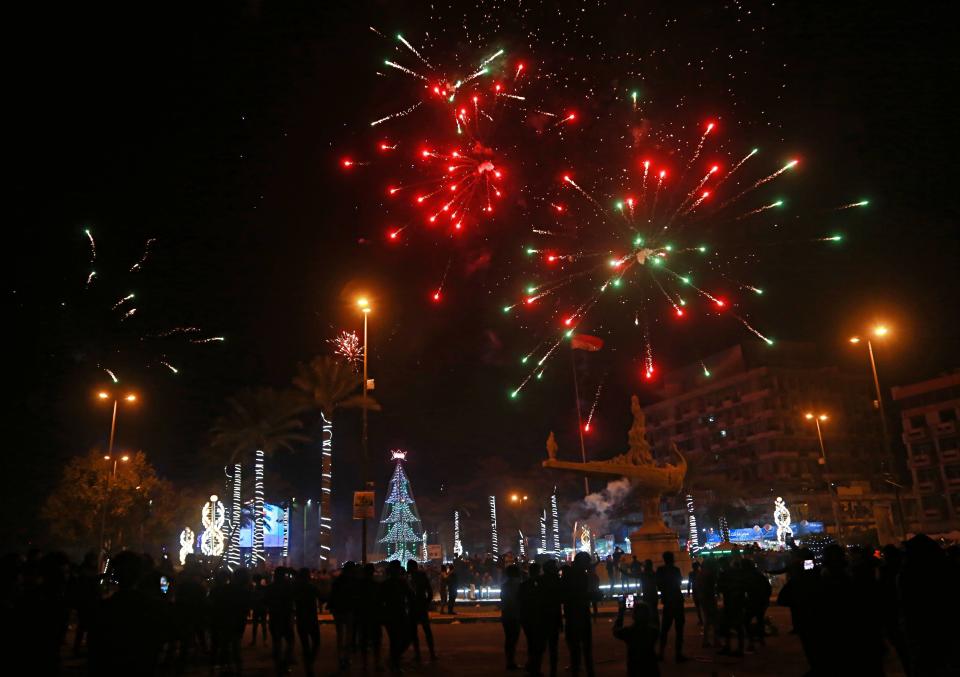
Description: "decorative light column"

(179, 527), (195, 565)
(550, 491), (561, 556)
(319, 413), (333, 563)
(200, 495), (226, 557)
(539, 509), (547, 554)
(226, 463), (242, 569)
(253, 449), (265, 563)
(453, 510), (463, 557)
(489, 495), (499, 556)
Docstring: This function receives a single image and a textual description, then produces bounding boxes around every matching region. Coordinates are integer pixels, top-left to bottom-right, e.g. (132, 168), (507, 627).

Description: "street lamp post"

(96, 390), (137, 569)
(303, 499), (311, 568)
(849, 326), (892, 458)
(508, 493), (529, 557)
(805, 413), (842, 538)
(357, 298), (372, 564)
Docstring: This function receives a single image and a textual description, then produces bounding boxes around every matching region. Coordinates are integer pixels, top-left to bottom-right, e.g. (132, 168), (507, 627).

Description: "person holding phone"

(613, 595), (660, 676)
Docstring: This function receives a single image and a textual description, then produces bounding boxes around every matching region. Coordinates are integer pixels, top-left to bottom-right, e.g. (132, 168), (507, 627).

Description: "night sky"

(10, 1), (959, 555)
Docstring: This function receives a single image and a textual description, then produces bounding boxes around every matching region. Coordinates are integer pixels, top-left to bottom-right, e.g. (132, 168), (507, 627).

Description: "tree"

(293, 355), (379, 564)
(376, 452), (423, 562)
(209, 387), (308, 564)
(42, 450), (175, 554)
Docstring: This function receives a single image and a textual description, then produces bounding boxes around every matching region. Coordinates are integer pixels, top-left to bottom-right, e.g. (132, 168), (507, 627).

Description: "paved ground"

(60, 603), (908, 676)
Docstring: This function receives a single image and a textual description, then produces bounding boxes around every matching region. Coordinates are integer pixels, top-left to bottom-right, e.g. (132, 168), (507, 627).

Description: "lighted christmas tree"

(376, 450), (423, 562)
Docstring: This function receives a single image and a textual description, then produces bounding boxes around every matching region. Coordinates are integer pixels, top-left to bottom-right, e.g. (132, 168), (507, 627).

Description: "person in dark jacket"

(655, 551), (687, 663)
(329, 562), (357, 672)
(613, 597), (660, 677)
(356, 563), (384, 671)
(562, 552), (601, 677)
(500, 564), (523, 670)
(294, 568), (322, 677)
(381, 560), (413, 674)
(518, 562), (543, 674)
(407, 560), (437, 662)
(266, 567), (296, 675)
(742, 559), (771, 650)
(538, 559), (564, 677)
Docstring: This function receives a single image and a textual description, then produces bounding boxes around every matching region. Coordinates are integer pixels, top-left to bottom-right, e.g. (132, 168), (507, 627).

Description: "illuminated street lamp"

(805, 412), (842, 537)
(96, 389), (139, 457)
(357, 297), (373, 563)
(848, 324), (893, 458)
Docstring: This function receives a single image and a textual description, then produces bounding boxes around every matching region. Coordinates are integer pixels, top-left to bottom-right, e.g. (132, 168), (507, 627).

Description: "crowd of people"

(1, 533), (957, 676)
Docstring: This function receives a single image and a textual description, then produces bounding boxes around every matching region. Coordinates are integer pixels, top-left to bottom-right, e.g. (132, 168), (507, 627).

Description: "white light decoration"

(318, 413), (333, 563)
(200, 495), (226, 557)
(539, 509), (547, 554)
(391, 449), (408, 461)
(421, 530), (429, 562)
(550, 491), (561, 556)
(774, 496), (794, 546)
(226, 464), (242, 570)
(686, 494), (701, 553)
(282, 503), (290, 560)
(518, 530), (526, 560)
(719, 515), (731, 543)
(179, 527), (195, 565)
(489, 495), (499, 555)
(253, 450), (265, 563)
(577, 523), (592, 553)
(453, 510), (463, 557)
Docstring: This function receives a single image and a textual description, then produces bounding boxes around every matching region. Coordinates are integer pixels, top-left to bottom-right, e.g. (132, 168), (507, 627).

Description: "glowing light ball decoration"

(179, 527), (195, 565)
(489, 495), (499, 556)
(200, 495), (226, 557)
(453, 510), (464, 557)
(774, 496), (794, 546)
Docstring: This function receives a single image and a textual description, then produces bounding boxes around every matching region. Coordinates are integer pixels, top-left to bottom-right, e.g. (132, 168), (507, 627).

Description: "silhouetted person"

(562, 552), (601, 677)
(519, 562), (543, 674)
(294, 568), (322, 677)
(639, 560), (658, 625)
(266, 567), (296, 676)
(356, 563), (383, 671)
(88, 552), (162, 677)
(209, 569), (234, 674)
(695, 559), (719, 648)
(406, 560), (436, 662)
(613, 598), (659, 677)
(742, 559), (771, 650)
(445, 562), (459, 614)
(778, 548), (822, 671)
(249, 574), (268, 646)
(538, 559), (563, 677)
(900, 534), (958, 677)
(655, 551), (687, 663)
(173, 555), (207, 671)
(716, 557), (747, 657)
(329, 561), (357, 672)
(878, 545), (910, 675)
(381, 560), (413, 674)
(501, 564), (523, 670)
(70, 551), (99, 656)
(688, 561), (702, 626)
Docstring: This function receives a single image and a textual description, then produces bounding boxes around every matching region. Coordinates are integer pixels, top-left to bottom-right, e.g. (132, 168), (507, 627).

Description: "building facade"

(891, 371), (960, 531)
(644, 343), (905, 540)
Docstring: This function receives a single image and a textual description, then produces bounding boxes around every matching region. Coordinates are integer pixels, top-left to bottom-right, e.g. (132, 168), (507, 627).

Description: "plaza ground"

(60, 603), (908, 676)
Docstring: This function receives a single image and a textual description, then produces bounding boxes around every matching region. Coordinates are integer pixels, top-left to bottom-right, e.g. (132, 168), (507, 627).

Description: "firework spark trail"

(477, 49), (505, 71)
(680, 122), (715, 182)
(682, 191), (711, 217)
(84, 229), (96, 262)
(563, 175), (609, 218)
(667, 167), (717, 227)
(160, 360), (179, 374)
(191, 336), (225, 344)
(649, 272), (683, 316)
(384, 60), (429, 81)
(371, 101), (423, 127)
(512, 337), (564, 397)
(735, 200), (783, 221)
(432, 256), (453, 302)
(121, 307), (137, 320)
(584, 375), (606, 431)
(396, 34), (434, 70)
(640, 161), (650, 207)
(112, 293), (135, 310)
(151, 327), (201, 337)
(369, 26), (384, 37)
(130, 238), (156, 272)
(103, 367), (118, 383)
(832, 200), (869, 211)
(700, 361), (711, 377)
(730, 311), (774, 345)
(719, 159), (798, 211)
(651, 171), (666, 221)
(715, 148), (759, 190)
(86, 271), (97, 287)
(499, 93), (526, 101)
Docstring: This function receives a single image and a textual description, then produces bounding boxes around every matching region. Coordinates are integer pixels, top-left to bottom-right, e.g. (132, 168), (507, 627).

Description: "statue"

(542, 395), (690, 573)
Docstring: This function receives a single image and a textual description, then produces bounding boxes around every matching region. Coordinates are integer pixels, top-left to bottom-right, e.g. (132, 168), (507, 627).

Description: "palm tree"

(293, 355), (379, 563)
(209, 387), (309, 565)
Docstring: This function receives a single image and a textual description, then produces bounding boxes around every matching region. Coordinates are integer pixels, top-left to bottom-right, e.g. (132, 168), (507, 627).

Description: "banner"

(353, 491), (375, 520)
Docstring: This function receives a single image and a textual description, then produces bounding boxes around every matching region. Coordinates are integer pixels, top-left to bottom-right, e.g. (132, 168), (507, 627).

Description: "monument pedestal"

(629, 527), (691, 576)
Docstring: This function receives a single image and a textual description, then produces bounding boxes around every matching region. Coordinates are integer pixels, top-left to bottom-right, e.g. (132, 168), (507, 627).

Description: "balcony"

(917, 481), (939, 494)
(906, 429), (928, 442)
(941, 449), (960, 462)
(910, 454), (932, 467)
